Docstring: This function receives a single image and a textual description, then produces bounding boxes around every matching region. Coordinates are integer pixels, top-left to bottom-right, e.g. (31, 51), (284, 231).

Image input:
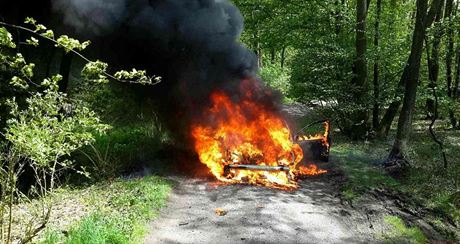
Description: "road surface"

(144, 169), (388, 244)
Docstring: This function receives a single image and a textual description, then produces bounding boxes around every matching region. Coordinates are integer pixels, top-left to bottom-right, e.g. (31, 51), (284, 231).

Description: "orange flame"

(296, 121), (330, 149)
(298, 164), (328, 176)
(191, 86), (327, 189)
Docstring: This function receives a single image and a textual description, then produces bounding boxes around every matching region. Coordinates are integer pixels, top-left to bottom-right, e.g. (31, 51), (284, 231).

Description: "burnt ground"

(144, 103), (444, 244)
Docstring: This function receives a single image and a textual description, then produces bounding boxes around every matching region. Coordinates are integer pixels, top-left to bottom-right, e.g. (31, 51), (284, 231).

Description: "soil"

(144, 163), (393, 244)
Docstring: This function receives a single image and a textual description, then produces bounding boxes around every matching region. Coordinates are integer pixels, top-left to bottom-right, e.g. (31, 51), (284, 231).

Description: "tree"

(0, 18), (161, 243)
(349, 0), (370, 138)
(445, 0), (458, 128)
(372, 0), (382, 130)
(387, 0), (444, 162)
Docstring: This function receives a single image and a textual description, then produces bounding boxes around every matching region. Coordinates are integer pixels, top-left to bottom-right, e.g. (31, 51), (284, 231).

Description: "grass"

(382, 215), (428, 244)
(331, 136), (399, 202)
(40, 175), (172, 244)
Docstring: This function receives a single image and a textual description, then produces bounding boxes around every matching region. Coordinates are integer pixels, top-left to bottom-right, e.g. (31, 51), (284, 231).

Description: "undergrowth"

(331, 125), (460, 240)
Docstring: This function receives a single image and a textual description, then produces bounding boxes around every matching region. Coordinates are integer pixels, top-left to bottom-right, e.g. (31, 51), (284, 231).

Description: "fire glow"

(191, 81), (327, 189)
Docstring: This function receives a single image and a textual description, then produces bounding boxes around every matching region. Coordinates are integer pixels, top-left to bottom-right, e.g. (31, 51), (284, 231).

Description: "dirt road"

(144, 166), (393, 244)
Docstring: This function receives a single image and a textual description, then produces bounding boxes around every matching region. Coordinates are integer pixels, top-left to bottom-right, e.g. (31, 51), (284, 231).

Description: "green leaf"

(81, 60), (109, 84)
(0, 27), (16, 48)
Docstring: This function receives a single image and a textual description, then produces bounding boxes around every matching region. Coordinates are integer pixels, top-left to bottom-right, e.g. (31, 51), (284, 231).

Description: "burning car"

(191, 82), (330, 189)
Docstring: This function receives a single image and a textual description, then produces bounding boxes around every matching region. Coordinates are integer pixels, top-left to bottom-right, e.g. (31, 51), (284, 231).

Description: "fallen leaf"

(215, 208), (227, 216)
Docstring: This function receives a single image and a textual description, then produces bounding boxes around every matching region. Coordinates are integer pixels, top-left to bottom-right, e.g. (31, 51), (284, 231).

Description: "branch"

(0, 21), (161, 86)
(425, 0), (444, 28)
(424, 37), (449, 169)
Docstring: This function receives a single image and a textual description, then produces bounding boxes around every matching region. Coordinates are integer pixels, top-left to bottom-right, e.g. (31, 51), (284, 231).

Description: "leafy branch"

(0, 18), (161, 86)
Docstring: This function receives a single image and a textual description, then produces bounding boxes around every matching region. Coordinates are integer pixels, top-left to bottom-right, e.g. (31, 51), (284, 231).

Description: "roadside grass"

(382, 215), (428, 244)
(40, 175), (172, 244)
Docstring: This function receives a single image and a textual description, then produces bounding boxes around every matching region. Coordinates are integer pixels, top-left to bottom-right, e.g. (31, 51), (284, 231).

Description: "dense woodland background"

(0, 0), (459, 243)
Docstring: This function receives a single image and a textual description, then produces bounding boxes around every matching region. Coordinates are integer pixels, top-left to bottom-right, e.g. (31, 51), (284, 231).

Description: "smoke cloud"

(52, 0), (281, 147)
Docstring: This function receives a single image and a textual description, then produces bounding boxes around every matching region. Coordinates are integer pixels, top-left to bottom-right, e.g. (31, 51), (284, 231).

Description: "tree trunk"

(426, 3), (444, 119)
(426, 33), (449, 169)
(454, 39), (460, 127)
(388, 0), (443, 160)
(372, 0), (382, 130)
(445, 0), (457, 128)
(58, 51), (73, 93)
(349, 0), (369, 138)
(270, 48), (275, 64)
(280, 47), (286, 68)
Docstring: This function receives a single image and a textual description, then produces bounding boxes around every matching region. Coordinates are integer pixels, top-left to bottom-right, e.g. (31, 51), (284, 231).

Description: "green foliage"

(24, 17), (90, 53)
(259, 64), (290, 96)
(0, 24), (109, 175)
(5, 90), (109, 168)
(56, 35), (91, 53)
(0, 27), (16, 48)
(383, 215), (428, 244)
(114, 69), (161, 86)
(78, 123), (169, 178)
(0, 20), (117, 243)
(81, 61), (109, 84)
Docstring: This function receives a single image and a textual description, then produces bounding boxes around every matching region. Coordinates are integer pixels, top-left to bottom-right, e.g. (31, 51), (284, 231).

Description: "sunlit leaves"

(5, 90), (110, 168)
(1, 18), (161, 86)
(114, 69), (160, 85)
(0, 27), (16, 48)
(24, 17), (91, 52)
(56, 35), (91, 53)
(9, 76), (28, 89)
(41, 74), (63, 91)
(41, 30), (55, 39)
(24, 17), (37, 25)
(81, 60), (109, 84)
(26, 37), (39, 47)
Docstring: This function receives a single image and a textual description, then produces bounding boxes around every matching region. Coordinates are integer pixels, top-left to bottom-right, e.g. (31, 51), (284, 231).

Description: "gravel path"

(144, 169), (386, 244)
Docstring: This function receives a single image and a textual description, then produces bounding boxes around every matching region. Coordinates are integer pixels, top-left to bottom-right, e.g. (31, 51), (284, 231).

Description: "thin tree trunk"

(58, 51), (73, 93)
(426, 38), (449, 169)
(377, 92), (402, 137)
(372, 0), (382, 130)
(425, 3), (444, 119)
(349, 0), (369, 138)
(270, 48), (275, 64)
(445, 0), (458, 129)
(388, 0), (443, 160)
(454, 40), (460, 120)
(45, 48), (55, 78)
(280, 47), (286, 68)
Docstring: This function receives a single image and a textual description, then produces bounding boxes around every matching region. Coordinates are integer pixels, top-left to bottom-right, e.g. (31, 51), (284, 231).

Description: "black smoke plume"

(5, 1), (284, 152)
(53, 0), (283, 136)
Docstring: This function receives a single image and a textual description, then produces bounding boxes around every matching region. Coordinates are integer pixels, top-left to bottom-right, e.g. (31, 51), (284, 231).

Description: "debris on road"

(215, 208), (227, 216)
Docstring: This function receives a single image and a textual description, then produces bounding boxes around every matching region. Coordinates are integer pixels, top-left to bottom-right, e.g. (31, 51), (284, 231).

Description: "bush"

(77, 122), (170, 179)
(259, 64), (291, 97)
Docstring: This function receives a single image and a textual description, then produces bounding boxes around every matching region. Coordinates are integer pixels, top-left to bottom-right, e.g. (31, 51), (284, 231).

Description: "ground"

(143, 164), (409, 244)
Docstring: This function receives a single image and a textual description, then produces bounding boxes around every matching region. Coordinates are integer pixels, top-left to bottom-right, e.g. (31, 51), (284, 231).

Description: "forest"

(0, 0), (459, 243)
